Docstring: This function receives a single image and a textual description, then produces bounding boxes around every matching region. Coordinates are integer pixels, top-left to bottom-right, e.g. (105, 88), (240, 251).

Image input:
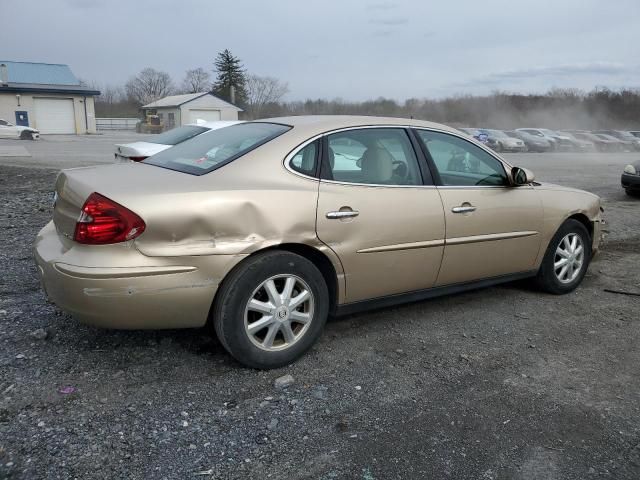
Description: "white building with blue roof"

(0, 61), (100, 134)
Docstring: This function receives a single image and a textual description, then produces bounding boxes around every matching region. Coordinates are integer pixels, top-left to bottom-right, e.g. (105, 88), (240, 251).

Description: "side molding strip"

(356, 231), (538, 254)
(357, 239), (445, 254)
(446, 231), (539, 246)
(334, 270), (537, 316)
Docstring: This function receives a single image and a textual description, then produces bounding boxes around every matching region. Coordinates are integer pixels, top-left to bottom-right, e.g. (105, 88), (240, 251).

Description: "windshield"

(144, 122), (291, 175)
(146, 125), (209, 145)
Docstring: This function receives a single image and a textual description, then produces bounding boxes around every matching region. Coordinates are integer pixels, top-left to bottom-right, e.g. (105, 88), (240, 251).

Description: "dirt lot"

(1, 135), (639, 479)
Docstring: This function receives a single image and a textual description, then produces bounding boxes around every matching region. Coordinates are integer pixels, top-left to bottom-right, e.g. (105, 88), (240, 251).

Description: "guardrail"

(96, 118), (140, 131)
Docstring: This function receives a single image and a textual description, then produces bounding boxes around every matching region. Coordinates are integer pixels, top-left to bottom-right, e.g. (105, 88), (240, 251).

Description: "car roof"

(258, 115), (461, 137)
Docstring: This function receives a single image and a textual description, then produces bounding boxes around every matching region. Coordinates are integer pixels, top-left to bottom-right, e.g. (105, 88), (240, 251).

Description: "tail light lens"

(128, 156), (148, 162)
(74, 193), (146, 244)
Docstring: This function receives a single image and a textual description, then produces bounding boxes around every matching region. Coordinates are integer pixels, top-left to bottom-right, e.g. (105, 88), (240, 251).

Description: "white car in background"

(0, 119), (40, 140)
(114, 121), (242, 162)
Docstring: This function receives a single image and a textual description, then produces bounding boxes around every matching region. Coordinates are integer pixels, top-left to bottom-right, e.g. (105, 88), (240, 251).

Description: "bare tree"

(99, 85), (125, 105)
(181, 68), (211, 94)
(245, 74), (289, 119)
(125, 68), (174, 105)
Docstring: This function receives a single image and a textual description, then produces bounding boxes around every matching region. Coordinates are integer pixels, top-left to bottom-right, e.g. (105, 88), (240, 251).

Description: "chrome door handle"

(452, 206), (476, 213)
(326, 210), (359, 219)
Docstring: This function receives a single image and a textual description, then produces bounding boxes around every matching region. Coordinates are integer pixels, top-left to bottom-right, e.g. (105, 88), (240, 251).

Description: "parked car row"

(459, 127), (640, 153)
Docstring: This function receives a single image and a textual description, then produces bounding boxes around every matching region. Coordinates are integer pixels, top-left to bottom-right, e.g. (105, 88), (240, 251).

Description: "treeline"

(97, 86), (640, 129)
(254, 88), (640, 130)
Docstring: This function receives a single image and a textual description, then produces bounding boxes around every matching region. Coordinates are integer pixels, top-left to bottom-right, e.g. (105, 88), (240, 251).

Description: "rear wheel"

(626, 188), (640, 198)
(212, 251), (329, 369)
(535, 219), (591, 294)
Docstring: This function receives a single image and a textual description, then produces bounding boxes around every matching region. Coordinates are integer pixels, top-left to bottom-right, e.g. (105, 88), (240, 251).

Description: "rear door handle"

(452, 205), (476, 213)
(326, 210), (359, 219)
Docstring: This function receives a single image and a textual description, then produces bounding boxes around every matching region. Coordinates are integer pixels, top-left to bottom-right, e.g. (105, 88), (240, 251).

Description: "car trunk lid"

(52, 163), (207, 242)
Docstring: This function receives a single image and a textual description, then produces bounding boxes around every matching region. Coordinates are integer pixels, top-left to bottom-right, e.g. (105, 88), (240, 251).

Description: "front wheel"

(212, 251), (329, 369)
(535, 219), (591, 294)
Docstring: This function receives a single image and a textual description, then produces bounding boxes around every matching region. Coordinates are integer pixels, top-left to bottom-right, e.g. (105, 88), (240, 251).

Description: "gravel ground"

(1, 142), (639, 479)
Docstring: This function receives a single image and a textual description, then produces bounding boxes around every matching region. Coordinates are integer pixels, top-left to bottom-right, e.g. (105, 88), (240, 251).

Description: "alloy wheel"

(553, 233), (585, 284)
(244, 274), (314, 351)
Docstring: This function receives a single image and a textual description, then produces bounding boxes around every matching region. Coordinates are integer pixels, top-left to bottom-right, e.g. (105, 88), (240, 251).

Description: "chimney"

(0, 64), (8, 86)
(230, 85), (236, 105)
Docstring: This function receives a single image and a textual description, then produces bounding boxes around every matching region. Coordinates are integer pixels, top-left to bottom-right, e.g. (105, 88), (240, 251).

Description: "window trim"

(411, 127), (512, 189)
(283, 125), (435, 188)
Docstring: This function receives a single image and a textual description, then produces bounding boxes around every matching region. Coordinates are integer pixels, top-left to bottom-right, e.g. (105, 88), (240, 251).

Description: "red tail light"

(128, 156), (148, 162)
(74, 193), (146, 245)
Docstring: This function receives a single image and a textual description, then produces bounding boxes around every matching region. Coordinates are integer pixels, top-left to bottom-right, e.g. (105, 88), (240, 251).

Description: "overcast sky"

(2, 0), (639, 101)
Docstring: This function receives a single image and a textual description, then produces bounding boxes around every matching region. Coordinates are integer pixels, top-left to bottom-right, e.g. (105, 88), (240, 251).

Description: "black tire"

(20, 131), (31, 140)
(212, 251), (329, 369)
(626, 188), (640, 198)
(535, 219), (592, 295)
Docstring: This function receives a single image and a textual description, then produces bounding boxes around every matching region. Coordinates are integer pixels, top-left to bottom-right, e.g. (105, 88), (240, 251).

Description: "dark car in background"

(505, 130), (552, 152)
(557, 131), (596, 152)
(517, 129), (561, 151)
(593, 130), (640, 151)
(566, 131), (617, 152)
(622, 162), (640, 196)
(594, 133), (634, 152)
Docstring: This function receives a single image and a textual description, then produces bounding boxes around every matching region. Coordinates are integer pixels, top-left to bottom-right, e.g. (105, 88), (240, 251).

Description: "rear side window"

(144, 122), (291, 175)
(289, 141), (318, 177)
(147, 125), (209, 145)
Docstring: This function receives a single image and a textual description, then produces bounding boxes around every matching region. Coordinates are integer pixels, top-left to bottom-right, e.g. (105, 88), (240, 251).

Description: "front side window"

(324, 128), (422, 186)
(290, 141), (318, 177)
(144, 122), (291, 175)
(416, 130), (508, 187)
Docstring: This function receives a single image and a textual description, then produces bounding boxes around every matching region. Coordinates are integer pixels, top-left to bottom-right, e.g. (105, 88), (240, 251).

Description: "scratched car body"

(34, 116), (603, 368)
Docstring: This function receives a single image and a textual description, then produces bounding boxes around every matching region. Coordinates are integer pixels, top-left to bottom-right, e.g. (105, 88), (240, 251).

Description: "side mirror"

(511, 166), (535, 185)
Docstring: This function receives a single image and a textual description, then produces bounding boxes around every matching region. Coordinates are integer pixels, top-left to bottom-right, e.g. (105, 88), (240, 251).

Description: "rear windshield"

(143, 122), (291, 175)
(147, 125), (209, 145)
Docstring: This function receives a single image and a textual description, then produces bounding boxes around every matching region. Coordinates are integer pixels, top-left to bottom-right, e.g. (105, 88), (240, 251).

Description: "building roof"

(0, 60), (80, 85)
(0, 60), (100, 95)
(143, 92), (242, 110)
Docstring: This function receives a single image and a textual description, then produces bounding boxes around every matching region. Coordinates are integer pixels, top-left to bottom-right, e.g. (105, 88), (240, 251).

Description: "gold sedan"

(34, 116), (602, 368)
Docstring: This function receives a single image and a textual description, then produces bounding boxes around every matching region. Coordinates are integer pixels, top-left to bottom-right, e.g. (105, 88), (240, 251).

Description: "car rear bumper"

(34, 221), (242, 330)
(622, 172), (640, 191)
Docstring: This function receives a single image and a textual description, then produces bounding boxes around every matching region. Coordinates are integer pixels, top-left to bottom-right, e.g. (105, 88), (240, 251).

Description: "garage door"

(34, 98), (76, 134)
(188, 109), (221, 123)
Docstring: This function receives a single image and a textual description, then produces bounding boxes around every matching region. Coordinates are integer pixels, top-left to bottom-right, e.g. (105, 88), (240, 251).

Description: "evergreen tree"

(212, 49), (247, 105)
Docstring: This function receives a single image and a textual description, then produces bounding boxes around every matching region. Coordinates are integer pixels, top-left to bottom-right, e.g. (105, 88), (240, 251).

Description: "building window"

(168, 112), (175, 127)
